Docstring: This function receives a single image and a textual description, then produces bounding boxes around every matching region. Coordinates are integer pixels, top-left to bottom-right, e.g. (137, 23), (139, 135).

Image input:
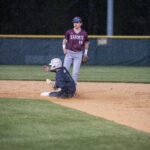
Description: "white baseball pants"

(63, 50), (83, 84)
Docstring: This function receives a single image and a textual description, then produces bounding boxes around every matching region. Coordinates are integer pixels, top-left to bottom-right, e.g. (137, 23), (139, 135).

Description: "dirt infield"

(0, 80), (150, 133)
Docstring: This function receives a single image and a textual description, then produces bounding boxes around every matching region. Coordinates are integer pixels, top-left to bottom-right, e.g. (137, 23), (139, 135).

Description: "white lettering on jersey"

(70, 35), (84, 40)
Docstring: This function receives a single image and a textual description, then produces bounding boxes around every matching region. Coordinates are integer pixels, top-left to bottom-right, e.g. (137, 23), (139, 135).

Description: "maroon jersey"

(64, 29), (89, 52)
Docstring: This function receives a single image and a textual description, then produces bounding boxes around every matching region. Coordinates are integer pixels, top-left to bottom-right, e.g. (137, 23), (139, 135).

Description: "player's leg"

(72, 52), (82, 84)
(60, 91), (75, 98)
(63, 50), (72, 71)
(49, 91), (61, 97)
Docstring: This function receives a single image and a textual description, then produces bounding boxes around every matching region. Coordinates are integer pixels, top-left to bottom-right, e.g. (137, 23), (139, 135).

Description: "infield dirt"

(0, 80), (150, 133)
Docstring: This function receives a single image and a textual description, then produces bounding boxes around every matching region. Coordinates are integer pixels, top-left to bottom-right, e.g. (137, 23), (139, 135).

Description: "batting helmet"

(49, 58), (62, 71)
(72, 16), (82, 23)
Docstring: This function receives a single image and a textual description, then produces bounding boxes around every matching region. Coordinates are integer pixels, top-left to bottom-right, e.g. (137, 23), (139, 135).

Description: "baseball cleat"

(40, 92), (50, 96)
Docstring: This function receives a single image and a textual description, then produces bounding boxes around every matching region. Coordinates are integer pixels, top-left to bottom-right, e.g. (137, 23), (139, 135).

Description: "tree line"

(0, 0), (149, 35)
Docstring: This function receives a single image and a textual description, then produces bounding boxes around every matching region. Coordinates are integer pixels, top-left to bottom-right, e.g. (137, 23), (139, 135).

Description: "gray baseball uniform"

(63, 28), (89, 84)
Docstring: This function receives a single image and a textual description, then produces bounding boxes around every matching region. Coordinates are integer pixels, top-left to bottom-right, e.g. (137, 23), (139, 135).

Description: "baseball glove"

(81, 55), (88, 64)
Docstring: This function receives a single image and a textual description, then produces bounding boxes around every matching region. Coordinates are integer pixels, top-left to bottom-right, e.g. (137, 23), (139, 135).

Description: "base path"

(0, 80), (150, 133)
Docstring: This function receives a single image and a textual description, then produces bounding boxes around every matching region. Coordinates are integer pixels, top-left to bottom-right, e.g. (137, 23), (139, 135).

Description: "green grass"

(79, 66), (150, 83)
(0, 65), (150, 83)
(0, 97), (150, 150)
(0, 65), (50, 81)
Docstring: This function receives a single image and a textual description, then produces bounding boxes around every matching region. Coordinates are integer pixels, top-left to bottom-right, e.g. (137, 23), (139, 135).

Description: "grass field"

(0, 97), (150, 150)
(0, 65), (150, 150)
(0, 65), (150, 83)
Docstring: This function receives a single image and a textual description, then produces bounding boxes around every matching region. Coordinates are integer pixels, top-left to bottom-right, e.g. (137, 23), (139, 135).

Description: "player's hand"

(46, 79), (57, 90)
(43, 65), (50, 72)
(63, 48), (68, 54)
(84, 53), (88, 57)
(82, 54), (88, 64)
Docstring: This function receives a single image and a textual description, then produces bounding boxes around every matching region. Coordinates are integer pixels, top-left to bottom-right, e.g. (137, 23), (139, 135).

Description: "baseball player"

(62, 16), (89, 84)
(41, 58), (76, 98)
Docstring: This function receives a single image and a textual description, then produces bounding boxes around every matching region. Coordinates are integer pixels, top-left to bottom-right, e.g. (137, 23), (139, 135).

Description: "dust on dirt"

(0, 80), (150, 133)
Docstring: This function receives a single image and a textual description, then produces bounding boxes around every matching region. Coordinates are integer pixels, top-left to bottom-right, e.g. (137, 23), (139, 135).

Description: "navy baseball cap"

(72, 17), (82, 23)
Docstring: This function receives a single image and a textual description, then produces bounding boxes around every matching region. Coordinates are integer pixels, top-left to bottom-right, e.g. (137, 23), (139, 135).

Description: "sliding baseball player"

(40, 58), (76, 98)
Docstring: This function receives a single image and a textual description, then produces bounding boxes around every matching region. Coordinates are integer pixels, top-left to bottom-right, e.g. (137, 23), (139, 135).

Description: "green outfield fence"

(0, 35), (150, 65)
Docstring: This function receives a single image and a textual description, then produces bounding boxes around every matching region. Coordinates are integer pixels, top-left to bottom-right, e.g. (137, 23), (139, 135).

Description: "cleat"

(40, 92), (50, 96)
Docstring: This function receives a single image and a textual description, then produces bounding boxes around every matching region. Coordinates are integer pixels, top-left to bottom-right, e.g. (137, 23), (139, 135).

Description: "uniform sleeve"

(64, 30), (70, 42)
(55, 68), (73, 89)
(55, 79), (67, 95)
(84, 31), (89, 43)
(55, 72), (67, 89)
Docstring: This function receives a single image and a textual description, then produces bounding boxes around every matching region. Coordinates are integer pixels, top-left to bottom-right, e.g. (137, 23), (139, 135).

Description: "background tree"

(0, 0), (149, 35)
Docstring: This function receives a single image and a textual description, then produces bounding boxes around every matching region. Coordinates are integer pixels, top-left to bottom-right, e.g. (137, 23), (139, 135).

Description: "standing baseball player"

(62, 16), (89, 84)
(41, 58), (76, 98)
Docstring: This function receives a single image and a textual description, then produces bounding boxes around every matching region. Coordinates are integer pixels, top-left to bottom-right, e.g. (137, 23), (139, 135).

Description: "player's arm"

(84, 32), (89, 57)
(62, 30), (70, 54)
(84, 42), (89, 56)
(62, 39), (68, 55)
(62, 39), (68, 54)
(81, 42), (89, 64)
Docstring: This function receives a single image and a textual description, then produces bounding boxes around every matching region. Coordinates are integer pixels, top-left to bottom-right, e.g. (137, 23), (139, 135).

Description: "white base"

(40, 92), (50, 96)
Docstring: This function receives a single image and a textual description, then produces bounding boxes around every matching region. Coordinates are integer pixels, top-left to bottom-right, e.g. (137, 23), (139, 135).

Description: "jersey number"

(79, 41), (83, 45)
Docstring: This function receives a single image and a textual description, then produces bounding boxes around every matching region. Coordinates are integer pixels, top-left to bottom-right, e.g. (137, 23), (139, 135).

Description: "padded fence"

(0, 36), (150, 66)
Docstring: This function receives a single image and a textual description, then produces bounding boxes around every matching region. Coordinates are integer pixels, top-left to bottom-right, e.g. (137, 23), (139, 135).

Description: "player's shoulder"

(61, 67), (71, 76)
(66, 29), (74, 34)
(62, 67), (68, 73)
(81, 29), (88, 35)
(56, 67), (65, 77)
(58, 67), (66, 73)
(81, 29), (87, 32)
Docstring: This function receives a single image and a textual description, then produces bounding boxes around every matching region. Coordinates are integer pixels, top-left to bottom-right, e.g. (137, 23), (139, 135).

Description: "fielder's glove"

(81, 55), (88, 64)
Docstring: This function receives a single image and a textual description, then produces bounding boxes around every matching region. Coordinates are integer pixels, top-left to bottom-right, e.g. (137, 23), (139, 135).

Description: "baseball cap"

(72, 17), (82, 23)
